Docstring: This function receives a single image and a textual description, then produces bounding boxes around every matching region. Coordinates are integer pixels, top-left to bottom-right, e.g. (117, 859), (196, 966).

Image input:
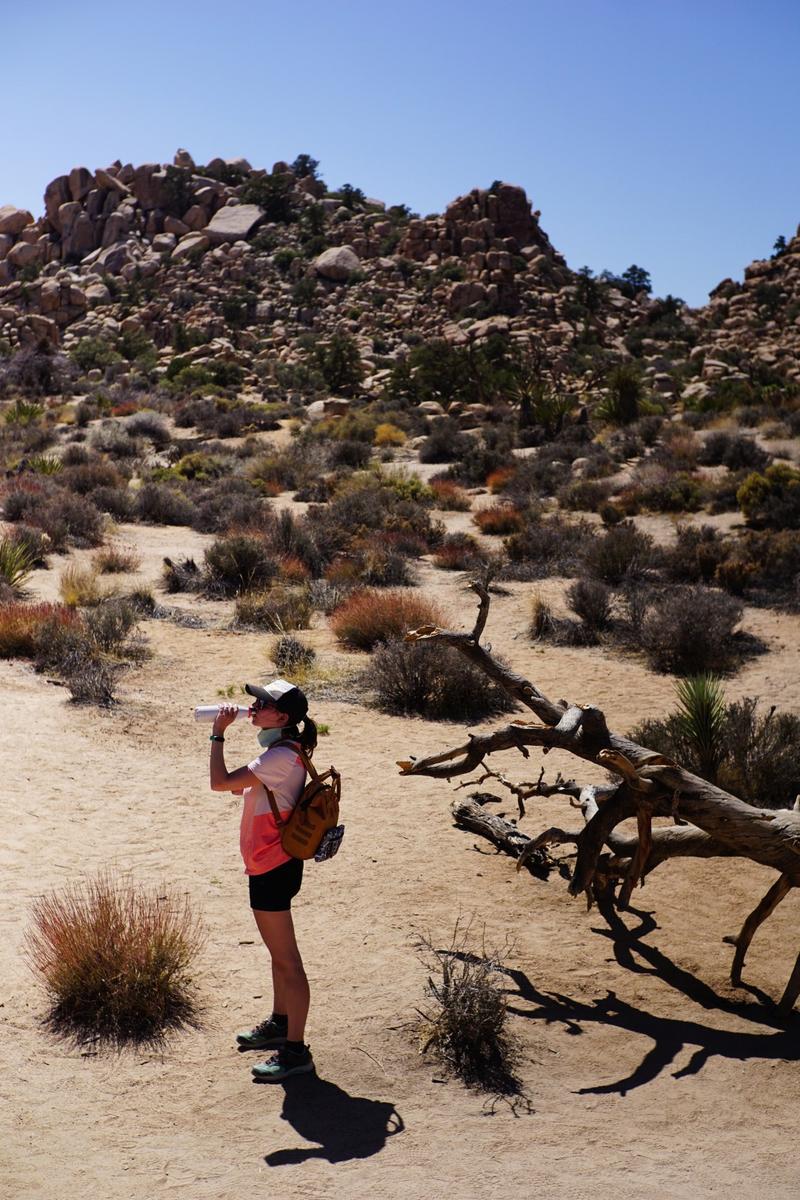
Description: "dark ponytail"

(282, 715), (318, 756)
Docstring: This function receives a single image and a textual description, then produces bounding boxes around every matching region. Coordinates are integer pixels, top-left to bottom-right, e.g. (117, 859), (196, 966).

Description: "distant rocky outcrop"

(0, 150), (797, 402)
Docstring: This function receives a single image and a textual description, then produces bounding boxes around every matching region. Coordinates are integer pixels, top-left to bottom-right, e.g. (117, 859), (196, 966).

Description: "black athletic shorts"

(248, 857), (304, 912)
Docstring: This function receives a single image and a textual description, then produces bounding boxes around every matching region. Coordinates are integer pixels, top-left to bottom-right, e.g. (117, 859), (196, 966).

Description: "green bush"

(371, 639), (517, 721)
(204, 535), (278, 597)
(632, 686), (800, 809)
(737, 463), (800, 529)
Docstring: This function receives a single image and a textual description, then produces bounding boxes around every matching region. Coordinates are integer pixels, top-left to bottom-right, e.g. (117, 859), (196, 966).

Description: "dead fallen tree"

(398, 582), (800, 1015)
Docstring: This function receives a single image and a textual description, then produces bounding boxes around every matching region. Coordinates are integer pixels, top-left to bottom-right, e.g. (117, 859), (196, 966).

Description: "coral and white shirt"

(239, 743), (306, 875)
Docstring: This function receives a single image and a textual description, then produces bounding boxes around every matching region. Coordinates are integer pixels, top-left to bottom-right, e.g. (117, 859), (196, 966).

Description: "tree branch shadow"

(500, 903), (800, 1096)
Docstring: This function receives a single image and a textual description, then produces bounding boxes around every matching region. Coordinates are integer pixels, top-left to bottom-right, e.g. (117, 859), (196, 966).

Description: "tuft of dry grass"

(59, 562), (112, 607)
(93, 542), (142, 574)
(330, 588), (445, 651)
(25, 872), (204, 1046)
(416, 919), (521, 1095)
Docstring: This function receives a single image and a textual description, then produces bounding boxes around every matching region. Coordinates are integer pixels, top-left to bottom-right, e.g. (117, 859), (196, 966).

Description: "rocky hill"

(0, 149), (798, 408)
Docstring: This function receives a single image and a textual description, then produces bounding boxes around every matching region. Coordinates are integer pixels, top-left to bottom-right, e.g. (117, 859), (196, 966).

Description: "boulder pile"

(0, 149), (797, 402)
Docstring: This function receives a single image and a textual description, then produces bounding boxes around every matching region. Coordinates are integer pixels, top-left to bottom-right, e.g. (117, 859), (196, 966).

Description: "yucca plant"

(0, 536), (36, 594)
(27, 454), (63, 475)
(673, 673), (727, 784)
(4, 398), (44, 426)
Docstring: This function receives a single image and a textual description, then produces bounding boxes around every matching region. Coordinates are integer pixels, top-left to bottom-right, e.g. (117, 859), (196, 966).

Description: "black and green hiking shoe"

(251, 1044), (314, 1082)
(236, 1018), (287, 1051)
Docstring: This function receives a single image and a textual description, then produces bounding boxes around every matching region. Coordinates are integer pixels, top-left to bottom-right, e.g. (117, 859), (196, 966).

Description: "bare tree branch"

(399, 588), (800, 1012)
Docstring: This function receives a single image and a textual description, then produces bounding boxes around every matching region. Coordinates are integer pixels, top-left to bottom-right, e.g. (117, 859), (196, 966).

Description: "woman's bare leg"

(252, 908), (309, 1042)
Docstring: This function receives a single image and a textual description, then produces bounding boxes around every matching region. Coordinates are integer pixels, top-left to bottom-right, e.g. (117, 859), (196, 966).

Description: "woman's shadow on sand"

(260, 1073), (404, 1166)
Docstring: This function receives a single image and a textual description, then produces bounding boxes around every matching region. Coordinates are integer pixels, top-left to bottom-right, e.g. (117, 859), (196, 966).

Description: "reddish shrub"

(430, 480), (472, 511)
(473, 505), (525, 535)
(330, 588), (445, 650)
(0, 602), (81, 658)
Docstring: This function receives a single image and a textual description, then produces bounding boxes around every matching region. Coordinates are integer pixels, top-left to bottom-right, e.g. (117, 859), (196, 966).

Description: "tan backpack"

(264, 741), (342, 860)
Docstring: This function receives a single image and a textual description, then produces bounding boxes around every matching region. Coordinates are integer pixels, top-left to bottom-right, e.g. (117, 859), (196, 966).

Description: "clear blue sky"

(2, 0), (798, 306)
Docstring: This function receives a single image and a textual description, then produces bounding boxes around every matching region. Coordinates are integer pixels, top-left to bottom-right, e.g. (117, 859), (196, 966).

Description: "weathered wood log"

(400, 582), (800, 1011)
(450, 798), (552, 878)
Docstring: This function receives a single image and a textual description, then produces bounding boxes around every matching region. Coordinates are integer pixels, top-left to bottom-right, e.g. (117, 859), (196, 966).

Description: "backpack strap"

(274, 738), (318, 779)
(261, 739), (309, 827)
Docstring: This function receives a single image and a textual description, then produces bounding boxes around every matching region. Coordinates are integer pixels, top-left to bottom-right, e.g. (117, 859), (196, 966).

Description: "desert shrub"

(737, 463), (800, 529)
(91, 485), (134, 521)
(269, 509), (325, 577)
(433, 533), (489, 572)
(529, 591), (556, 640)
(714, 530), (800, 598)
(504, 513), (594, 577)
(234, 585), (312, 631)
(330, 588), (444, 650)
(637, 586), (743, 674)
(371, 639), (517, 721)
(271, 634), (316, 673)
(0, 536), (36, 594)
(276, 555), (311, 585)
(632, 685), (800, 808)
(135, 482), (195, 526)
(93, 542), (142, 574)
(566, 578), (612, 636)
(90, 422), (141, 459)
(25, 873), (204, 1045)
(374, 422), (406, 447)
(59, 460), (125, 496)
(663, 524), (727, 584)
(307, 578), (351, 615)
(618, 468), (703, 514)
(473, 505), (525, 535)
(557, 477), (612, 511)
(83, 599), (142, 656)
(339, 535), (416, 587)
(59, 563), (108, 607)
(327, 438), (371, 470)
(311, 476), (443, 564)
(203, 535), (278, 597)
(430, 479), (472, 511)
(698, 432), (769, 472)
(416, 922), (519, 1092)
(419, 419), (475, 464)
(161, 556), (202, 594)
(168, 451), (229, 482)
(190, 485), (269, 536)
(582, 521), (656, 585)
(0, 602), (80, 658)
(3, 488), (105, 550)
(124, 410), (171, 447)
(60, 651), (121, 705)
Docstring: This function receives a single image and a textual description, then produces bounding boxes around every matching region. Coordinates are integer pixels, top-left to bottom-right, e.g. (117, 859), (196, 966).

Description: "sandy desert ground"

(2, 493), (800, 1200)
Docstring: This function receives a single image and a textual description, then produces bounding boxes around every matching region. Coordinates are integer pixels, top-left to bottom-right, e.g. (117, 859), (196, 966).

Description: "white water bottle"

(194, 705), (250, 722)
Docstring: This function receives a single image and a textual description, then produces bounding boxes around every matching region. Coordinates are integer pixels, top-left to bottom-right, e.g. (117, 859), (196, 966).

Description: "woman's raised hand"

(212, 704), (241, 736)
